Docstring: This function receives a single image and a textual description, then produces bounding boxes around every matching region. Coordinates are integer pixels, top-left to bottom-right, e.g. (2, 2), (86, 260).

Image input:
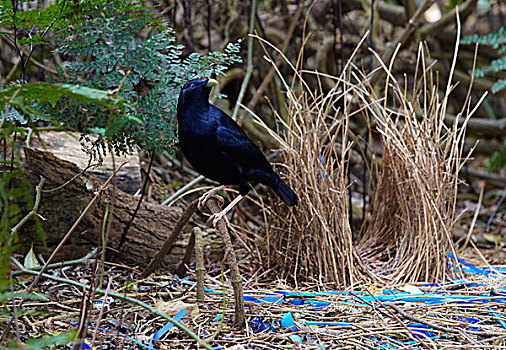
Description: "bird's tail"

(272, 176), (298, 206)
(255, 171), (298, 206)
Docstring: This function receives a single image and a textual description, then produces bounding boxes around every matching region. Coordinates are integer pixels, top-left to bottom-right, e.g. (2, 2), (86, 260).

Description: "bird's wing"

(213, 107), (272, 171)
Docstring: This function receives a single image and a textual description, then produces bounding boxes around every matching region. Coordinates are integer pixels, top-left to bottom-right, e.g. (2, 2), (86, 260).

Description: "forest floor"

(13, 238), (506, 349)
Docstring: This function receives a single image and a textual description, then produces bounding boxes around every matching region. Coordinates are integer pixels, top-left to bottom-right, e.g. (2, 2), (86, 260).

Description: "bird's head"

(177, 78), (218, 109)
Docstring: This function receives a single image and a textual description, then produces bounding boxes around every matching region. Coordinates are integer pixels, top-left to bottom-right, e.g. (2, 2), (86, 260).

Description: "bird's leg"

(198, 185), (226, 211)
(209, 195), (244, 227)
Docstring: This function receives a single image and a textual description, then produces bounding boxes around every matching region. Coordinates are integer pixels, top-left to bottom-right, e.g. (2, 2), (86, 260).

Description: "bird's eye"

(190, 84), (196, 89)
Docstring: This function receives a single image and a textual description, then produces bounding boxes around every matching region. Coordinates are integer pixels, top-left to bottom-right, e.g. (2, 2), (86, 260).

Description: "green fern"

(462, 26), (506, 171)
(51, 0), (241, 158)
(461, 27), (506, 93)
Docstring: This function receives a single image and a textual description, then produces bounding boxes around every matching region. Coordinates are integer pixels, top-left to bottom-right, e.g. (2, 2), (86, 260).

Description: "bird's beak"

(206, 79), (218, 87)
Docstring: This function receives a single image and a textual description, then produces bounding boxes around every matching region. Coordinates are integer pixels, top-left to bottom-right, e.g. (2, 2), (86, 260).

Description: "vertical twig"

(10, 177), (45, 235)
(238, 1), (304, 124)
(90, 278), (112, 349)
(206, 0), (211, 52)
(176, 230), (196, 277)
(116, 150), (154, 251)
(462, 181), (484, 249)
(205, 197), (245, 328)
(194, 227), (205, 303)
(99, 202), (109, 290)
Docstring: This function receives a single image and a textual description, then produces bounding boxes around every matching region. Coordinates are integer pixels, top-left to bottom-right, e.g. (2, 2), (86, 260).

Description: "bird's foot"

(198, 186), (225, 211)
(209, 210), (230, 227)
(208, 194), (244, 227)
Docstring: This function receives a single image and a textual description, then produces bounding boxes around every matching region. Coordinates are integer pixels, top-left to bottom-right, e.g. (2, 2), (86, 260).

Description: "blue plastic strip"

(488, 307), (506, 330)
(149, 309), (189, 347)
(447, 253), (506, 276)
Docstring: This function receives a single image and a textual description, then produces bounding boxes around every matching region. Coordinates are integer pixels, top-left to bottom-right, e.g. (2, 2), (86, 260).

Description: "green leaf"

(8, 329), (77, 349)
(0, 83), (126, 115)
(0, 292), (48, 302)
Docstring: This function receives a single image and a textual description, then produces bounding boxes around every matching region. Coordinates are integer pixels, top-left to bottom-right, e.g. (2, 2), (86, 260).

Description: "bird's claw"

(198, 186), (225, 211)
(209, 211), (230, 227)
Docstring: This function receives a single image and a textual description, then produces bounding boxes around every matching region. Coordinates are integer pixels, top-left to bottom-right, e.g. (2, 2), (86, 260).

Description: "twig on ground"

(11, 249), (98, 276)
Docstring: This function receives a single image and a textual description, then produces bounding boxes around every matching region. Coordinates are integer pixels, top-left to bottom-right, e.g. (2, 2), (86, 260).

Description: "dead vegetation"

(261, 33), (485, 287)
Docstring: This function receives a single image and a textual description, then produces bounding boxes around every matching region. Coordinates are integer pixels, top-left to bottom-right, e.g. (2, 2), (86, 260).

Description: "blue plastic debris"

(488, 307), (506, 330)
(281, 311), (300, 331)
(160, 253), (506, 349)
(250, 316), (271, 333)
(407, 324), (434, 338)
(305, 321), (352, 326)
(149, 309), (188, 347)
(288, 334), (303, 343)
(72, 323), (157, 350)
(447, 253), (506, 277)
(281, 312), (295, 328)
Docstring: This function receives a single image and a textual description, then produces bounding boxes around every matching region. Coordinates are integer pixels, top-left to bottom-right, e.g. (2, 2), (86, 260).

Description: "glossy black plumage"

(176, 78), (297, 206)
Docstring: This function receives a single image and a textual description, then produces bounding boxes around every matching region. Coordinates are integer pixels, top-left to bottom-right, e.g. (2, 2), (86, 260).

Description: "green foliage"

(7, 329), (77, 349)
(461, 27), (506, 93)
(0, 83), (126, 122)
(2, 0), (241, 159)
(51, 0), (241, 156)
(462, 26), (506, 171)
(487, 140), (506, 171)
(1, 82), (133, 160)
(0, 0), (67, 46)
(0, 0), (148, 47)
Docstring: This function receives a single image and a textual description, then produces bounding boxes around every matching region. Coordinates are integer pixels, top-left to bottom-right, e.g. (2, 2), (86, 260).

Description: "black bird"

(177, 78), (297, 221)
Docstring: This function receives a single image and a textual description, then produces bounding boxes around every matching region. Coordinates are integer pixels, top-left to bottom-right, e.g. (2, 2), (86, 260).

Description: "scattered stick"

(386, 302), (478, 344)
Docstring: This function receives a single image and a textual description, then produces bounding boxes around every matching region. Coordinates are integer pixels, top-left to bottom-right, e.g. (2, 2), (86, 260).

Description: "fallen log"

(20, 139), (222, 269)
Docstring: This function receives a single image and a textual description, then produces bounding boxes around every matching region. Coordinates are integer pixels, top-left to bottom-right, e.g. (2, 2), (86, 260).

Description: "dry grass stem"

(255, 34), (483, 286)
